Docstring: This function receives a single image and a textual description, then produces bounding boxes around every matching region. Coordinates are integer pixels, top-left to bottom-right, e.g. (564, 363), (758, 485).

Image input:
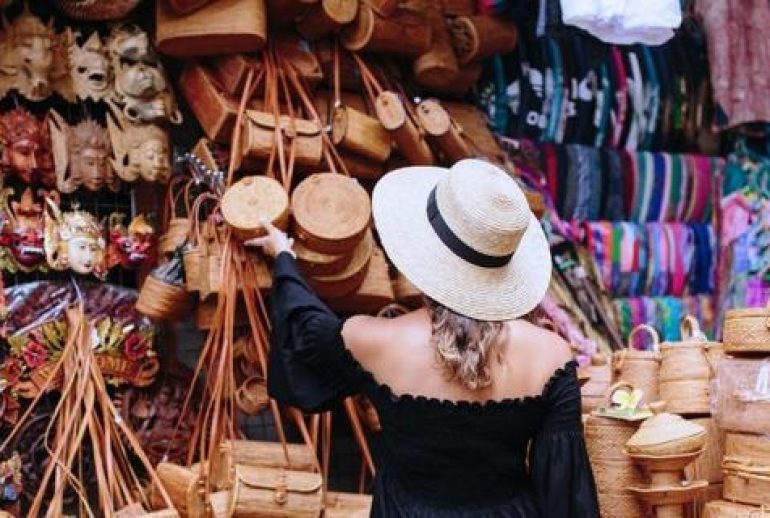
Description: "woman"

(249, 159), (599, 517)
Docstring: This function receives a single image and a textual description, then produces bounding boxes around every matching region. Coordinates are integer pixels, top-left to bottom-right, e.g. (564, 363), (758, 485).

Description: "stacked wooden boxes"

(704, 306), (770, 515)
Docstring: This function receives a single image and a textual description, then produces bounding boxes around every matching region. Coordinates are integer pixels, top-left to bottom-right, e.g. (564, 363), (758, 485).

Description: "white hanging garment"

(560, 0), (682, 46)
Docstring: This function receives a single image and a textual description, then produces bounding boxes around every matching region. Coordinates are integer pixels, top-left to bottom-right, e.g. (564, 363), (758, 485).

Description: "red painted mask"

(107, 214), (154, 269)
(0, 108), (55, 187)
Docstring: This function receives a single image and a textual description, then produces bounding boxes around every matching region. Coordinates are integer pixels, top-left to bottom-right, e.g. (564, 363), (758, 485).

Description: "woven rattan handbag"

(136, 248), (193, 321)
(723, 302), (770, 353)
(612, 325), (661, 405)
(241, 112), (323, 167)
(715, 359), (770, 435)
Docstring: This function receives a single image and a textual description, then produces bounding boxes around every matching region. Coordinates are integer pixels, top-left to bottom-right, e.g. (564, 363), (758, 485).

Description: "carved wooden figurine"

(107, 109), (171, 183)
(0, 108), (56, 188)
(43, 198), (107, 278)
(0, 187), (58, 273)
(67, 31), (113, 101)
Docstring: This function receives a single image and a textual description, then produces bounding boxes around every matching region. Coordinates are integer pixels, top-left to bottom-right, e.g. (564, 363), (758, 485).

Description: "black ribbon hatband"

(426, 187), (513, 268)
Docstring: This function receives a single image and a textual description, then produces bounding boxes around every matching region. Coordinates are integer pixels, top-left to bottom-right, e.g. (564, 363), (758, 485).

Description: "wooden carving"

(0, 108), (56, 188)
(107, 23), (182, 124)
(0, 187), (58, 273)
(43, 198), (107, 278)
(48, 110), (119, 193)
(0, 5), (70, 101)
(107, 109), (171, 183)
(67, 31), (113, 101)
(106, 213), (154, 270)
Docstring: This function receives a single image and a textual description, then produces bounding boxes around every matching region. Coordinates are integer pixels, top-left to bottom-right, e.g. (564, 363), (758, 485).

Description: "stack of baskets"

(657, 317), (725, 514)
(584, 414), (646, 517)
(291, 173), (394, 311)
(703, 303), (770, 516)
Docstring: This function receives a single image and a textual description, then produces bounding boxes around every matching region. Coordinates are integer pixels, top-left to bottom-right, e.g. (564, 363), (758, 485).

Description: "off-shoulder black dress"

(268, 252), (600, 517)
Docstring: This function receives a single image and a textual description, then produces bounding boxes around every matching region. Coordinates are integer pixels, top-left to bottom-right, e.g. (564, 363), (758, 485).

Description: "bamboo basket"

(136, 275), (193, 321)
(179, 63), (242, 144)
(715, 359), (770, 435)
(332, 106), (392, 163)
(685, 418), (725, 484)
(585, 414), (643, 464)
(580, 359), (612, 414)
(723, 303), (770, 353)
(341, 3), (431, 56)
(241, 111), (323, 167)
(156, 0), (267, 57)
(292, 173), (372, 254)
(324, 492), (373, 518)
(420, 63), (483, 99)
(703, 500), (769, 518)
(308, 232), (374, 299)
(686, 483), (724, 518)
(235, 375), (269, 416)
(152, 463), (205, 517)
(414, 2), (459, 90)
(725, 433), (770, 467)
(450, 15), (517, 64)
(208, 53), (261, 97)
(221, 175), (290, 241)
(724, 468), (770, 507)
(443, 101), (505, 163)
(326, 246), (395, 314)
(416, 99), (472, 165)
(295, 241), (353, 277)
(596, 492), (646, 518)
(213, 440), (317, 490)
(229, 465), (322, 517)
(374, 91), (434, 166)
(296, 0), (358, 40)
(612, 325), (661, 405)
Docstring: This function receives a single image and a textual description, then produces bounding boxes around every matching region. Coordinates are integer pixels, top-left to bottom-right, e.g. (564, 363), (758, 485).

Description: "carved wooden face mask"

(48, 110), (119, 193)
(0, 8), (67, 101)
(108, 24), (181, 124)
(0, 187), (58, 271)
(68, 31), (112, 101)
(0, 108), (56, 187)
(44, 199), (106, 278)
(106, 213), (154, 270)
(107, 110), (171, 184)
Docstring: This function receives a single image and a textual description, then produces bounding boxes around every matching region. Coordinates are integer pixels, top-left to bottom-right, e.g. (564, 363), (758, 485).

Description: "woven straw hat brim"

(372, 166), (552, 321)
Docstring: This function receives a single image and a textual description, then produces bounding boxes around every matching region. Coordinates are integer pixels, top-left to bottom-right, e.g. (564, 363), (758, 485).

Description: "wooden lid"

(375, 91), (407, 131)
(294, 239), (352, 276)
(221, 175), (289, 238)
(291, 173), (371, 244)
(417, 99), (452, 136)
(340, 3), (374, 51)
(321, 0), (359, 24)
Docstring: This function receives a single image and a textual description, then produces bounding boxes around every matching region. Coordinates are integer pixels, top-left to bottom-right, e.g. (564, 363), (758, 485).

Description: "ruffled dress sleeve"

(267, 252), (365, 413)
(529, 361), (600, 518)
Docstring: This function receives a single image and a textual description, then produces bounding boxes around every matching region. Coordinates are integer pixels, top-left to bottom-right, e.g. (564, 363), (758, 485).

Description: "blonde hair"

(426, 298), (505, 390)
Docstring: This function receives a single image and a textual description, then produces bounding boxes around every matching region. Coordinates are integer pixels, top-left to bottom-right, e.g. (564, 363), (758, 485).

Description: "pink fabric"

(696, 0), (770, 128)
(539, 294), (598, 366)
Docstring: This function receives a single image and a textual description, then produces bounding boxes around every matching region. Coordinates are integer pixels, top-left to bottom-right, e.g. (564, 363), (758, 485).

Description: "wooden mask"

(67, 31), (112, 101)
(0, 187), (58, 272)
(43, 198), (107, 278)
(107, 24), (181, 125)
(0, 108), (56, 188)
(107, 109), (171, 184)
(106, 213), (154, 270)
(48, 110), (119, 193)
(0, 6), (69, 101)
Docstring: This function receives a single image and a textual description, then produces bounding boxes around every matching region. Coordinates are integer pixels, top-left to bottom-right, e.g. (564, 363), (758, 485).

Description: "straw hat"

(372, 159), (551, 321)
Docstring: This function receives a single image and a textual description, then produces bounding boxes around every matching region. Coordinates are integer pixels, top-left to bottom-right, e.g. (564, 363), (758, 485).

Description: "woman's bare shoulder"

(341, 310), (429, 366)
(505, 319), (575, 380)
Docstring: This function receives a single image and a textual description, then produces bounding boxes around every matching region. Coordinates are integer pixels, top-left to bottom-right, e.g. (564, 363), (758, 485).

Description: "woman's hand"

(245, 220), (295, 259)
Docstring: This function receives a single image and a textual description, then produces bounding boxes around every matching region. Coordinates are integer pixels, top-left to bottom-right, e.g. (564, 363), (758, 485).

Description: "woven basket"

(703, 500), (769, 518)
(581, 359), (612, 414)
(136, 276), (193, 322)
(236, 375), (269, 416)
(55, 0), (141, 20)
(723, 303), (770, 353)
(596, 491), (646, 518)
(685, 418), (725, 484)
(724, 468), (770, 507)
(221, 175), (289, 241)
(295, 241), (353, 277)
(686, 483), (724, 518)
(325, 247), (395, 314)
(160, 218), (191, 256)
(324, 492), (372, 518)
(308, 232), (374, 299)
(726, 433), (770, 468)
(585, 415), (642, 462)
(612, 325), (661, 404)
(715, 359), (770, 435)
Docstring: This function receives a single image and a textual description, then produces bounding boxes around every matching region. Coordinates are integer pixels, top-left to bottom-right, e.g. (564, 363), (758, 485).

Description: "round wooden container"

(450, 15), (518, 64)
(723, 303), (770, 353)
(291, 173), (371, 254)
(341, 3), (431, 56)
(416, 99), (473, 164)
(294, 240), (352, 277)
(308, 231), (374, 299)
(374, 91), (434, 166)
(221, 175), (289, 241)
(332, 106), (392, 163)
(296, 0), (358, 40)
(414, 2), (459, 89)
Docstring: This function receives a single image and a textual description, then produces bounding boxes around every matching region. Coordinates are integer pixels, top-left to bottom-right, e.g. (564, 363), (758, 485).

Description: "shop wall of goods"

(474, 1), (770, 517)
(0, 0), (538, 516)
